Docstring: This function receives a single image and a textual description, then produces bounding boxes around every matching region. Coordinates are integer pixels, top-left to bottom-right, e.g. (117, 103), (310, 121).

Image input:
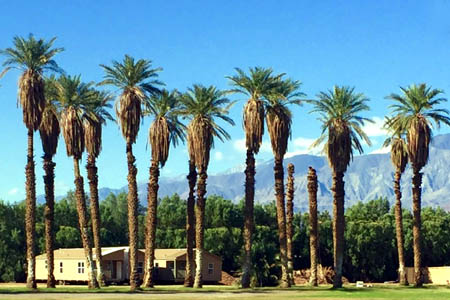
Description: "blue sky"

(1, 0), (450, 202)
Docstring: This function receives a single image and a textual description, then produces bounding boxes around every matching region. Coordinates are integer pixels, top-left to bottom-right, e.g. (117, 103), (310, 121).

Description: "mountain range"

(38, 133), (450, 212)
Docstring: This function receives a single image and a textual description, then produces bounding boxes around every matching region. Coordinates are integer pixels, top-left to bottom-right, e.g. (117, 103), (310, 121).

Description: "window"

(60, 262), (63, 273)
(137, 262), (143, 274)
(208, 263), (214, 275)
(78, 262), (85, 274)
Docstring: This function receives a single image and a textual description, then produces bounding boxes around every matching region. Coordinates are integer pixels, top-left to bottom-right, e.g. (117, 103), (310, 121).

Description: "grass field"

(0, 284), (449, 300)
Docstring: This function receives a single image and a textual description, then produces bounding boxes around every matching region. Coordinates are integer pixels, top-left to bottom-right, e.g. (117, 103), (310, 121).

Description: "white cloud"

(232, 138), (272, 153)
(370, 145), (391, 154)
(285, 136), (322, 158)
(292, 137), (316, 149)
(233, 138), (246, 153)
(8, 188), (19, 196)
(362, 116), (387, 137)
(214, 151), (224, 161)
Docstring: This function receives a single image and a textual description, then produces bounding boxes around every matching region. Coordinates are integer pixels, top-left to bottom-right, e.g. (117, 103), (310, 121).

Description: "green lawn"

(0, 284), (449, 300)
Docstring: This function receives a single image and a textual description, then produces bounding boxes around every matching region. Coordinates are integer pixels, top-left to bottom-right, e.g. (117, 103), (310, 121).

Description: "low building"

(405, 267), (450, 285)
(35, 247), (222, 284)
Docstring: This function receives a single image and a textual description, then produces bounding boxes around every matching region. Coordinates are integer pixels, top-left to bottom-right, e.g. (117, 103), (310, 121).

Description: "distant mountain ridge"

(38, 133), (450, 212)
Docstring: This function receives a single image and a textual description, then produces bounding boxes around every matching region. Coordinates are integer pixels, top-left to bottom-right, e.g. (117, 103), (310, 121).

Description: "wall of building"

(406, 267), (450, 285)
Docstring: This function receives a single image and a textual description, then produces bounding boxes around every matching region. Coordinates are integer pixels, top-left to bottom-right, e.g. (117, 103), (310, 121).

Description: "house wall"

(406, 267), (450, 285)
(174, 253), (222, 282)
(36, 258), (90, 281)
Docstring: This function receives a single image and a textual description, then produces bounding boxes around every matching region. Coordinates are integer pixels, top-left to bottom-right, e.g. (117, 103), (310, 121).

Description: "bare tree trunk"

(25, 128), (37, 289)
(184, 160), (196, 287)
(143, 160), (159, 287)
(241, 149), (255, 288)
(394, 170), (408, 286)
(286, 163), (295, 286)
(274, 157), (289, 288)
(73, 158), (99, 289)
(331, 171), (345, 288)
(86, 154), (106, 287)
(43, 154), (56, 288)
(307, 167), (318, 287)
(126, 141), (139, 290)
(412, 166), (423, 287)
(194, 168), (207, 288)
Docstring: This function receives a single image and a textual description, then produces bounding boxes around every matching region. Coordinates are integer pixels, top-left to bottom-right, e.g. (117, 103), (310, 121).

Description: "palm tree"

(0, 34), (63, 289)
(264, 78), (303, 287)
(179, 84), (235, 288)
(142, 90), (185, 287)
(57, 74), (99, 288)
(386, 84), (450, 287)
(83, 90), (114, 287)
(307, 166), (319, 286)
(285, 163), (295, 286)
(99, 55), (162, 290)
(39, 76), (60, 288)
(382, 117), (409, 285)
(308, 86), (372, 288)
(226, 67), (283, 287)
(184, 155), (197, 287)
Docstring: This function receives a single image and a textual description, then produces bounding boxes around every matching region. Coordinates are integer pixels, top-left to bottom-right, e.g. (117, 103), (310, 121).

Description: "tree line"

(1, 194), (450, 286)
(1, 34), (449, 290)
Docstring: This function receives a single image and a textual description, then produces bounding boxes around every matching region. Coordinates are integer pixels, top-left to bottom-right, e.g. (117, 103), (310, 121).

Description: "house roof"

(36, 247), (221, 261)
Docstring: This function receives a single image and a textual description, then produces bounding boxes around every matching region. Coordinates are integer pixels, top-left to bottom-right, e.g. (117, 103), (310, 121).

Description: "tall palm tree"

(308, 86), (372, 288)
(307, 166), (319, 286)
(99, 55), (162, 290)
(179, 84), (235, 288)
(39, 76), (60, 288)
(0, 34), (63, 289)
(383, 117), (409, 285)
(83, 90), (114, 287)
(386, 84), (450, 287)
(57, 74), (99, 288)
(264, 78), (303, 288)
(184, 154), (197, 287)
(142, 90), (185, 288)
(226, 67), (283, 287)
(285, 163), (295, 286)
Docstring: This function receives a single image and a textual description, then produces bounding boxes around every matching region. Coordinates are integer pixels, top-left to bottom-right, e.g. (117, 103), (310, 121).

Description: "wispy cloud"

(8, 187), (19, 196)
(362, 116), (387, 137)
(233, 138), (272, 153)
(285, 136), (321, 158)
(370, 145), (391, 154)
(214, 151), (224, 161)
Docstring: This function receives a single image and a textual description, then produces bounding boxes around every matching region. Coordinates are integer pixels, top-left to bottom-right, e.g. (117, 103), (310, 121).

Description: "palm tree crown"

(54, 75), (97, 159)
(387, 83), (450, 169)
(99, 55), (163, 144)
(383, 117), (408, 173)
(84, 90), (115, 158)
(226, 67), (284, 153)
(179, 84), (235, 169)
(264, 78), (304, 159)
(39, 76), (61, 157)
(1, 34), (64, 130)
(145, 89), (186, 167)
(308, 86), (372, 172)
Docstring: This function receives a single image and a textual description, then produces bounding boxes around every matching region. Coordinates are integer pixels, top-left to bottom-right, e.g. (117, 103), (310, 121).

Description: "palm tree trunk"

(286, 163), (295, 286)
(194, 168), (207, 288)
(43, 154), (56, 288)
(241, 149), (255, 288)
(184, 160), (196, 287)
(73, 158), (99, 289)
(307, 167), (318, 287)
(331, 171), (345, 288)
(126, 141), (139, 290)
(394, 170), (408, 286)
(412, 165), (423, 287)
(274, 157), (289, 288)
(25, 127), (37, 289)
(143, 160), (159, 288)
(86, 154), (106, 287)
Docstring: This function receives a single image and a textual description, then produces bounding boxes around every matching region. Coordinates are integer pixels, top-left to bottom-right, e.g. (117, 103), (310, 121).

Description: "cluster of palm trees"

(1, 34), (449, 290)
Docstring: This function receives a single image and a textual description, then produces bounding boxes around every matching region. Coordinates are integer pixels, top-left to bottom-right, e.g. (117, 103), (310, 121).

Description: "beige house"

(36, 247), (222, 284)
(405, 267), (450, 285)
